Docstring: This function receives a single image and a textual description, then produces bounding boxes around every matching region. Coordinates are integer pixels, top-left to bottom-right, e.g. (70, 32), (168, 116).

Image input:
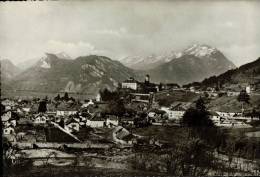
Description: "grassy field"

(208, 95), (260, 112)
(132, 125), (192, 145)
(155, 90), (199, 107)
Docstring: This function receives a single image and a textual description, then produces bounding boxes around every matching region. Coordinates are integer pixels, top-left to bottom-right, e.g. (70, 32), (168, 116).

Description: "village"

(2, 74), (260, 176)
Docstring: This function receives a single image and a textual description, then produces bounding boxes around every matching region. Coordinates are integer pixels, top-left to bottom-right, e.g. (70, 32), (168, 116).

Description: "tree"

(54, 94), (61, 101)
(106, 99), (126, 116)
(3, 137), (32, 175)
(38, 100), (47, 113)
(237, 89), (250, 113)
(181, 97), (216, 142)
(182, 98), (213, 127)
(99, 88), (119, 101)
(62, 92), (69, 101)
(159, 82), (163, 91)
(204, 91), (209, 98)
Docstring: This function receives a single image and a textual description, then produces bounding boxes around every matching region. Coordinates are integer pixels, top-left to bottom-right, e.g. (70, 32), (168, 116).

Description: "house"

(1, 111), (12, 122)
(56, 102), (79, 116)
(79, 116), (87, 125)
(66, 118), (80, 132)
(160, 106), (185, 121)
(121, 75), (159, 93)
(216, 111), (241, 118)
(8, 117), (17, 127)
(54, 116), (62, 123)
(148, 112), (157, 118)
(3, 125), (15, 135)
(1, 111), (19, 126)
(106, 116), (119, 128)
(2, 99), (16, 107)
(96, 93), (101, 102)
(81, 99), (94, 108)
(57, 110), (78, 116)
(86, 114), (106, 128)
(22, 107), (31, 113)
(190, 87), (195, 92)
(34, 114), (47, 124)
(227, 91), (240, 97)
(5, 105), (12, 111)
(206, 87), (216, 92)
(16, 132), (26, 141)
(46, 111), (57, 117)
(209, 111), (221, 124)
(121, 77), (138, 90)
(114, 126), (130, 140)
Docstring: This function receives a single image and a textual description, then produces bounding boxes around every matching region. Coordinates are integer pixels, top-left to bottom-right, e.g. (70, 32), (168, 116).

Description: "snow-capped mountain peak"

(120, 44), (228, 70)
(184, 44), (218, 57)
(55, 52), (72, 59)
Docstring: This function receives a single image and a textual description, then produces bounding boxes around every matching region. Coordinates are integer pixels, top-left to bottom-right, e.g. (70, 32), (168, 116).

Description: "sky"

(0, 0), (259, 66)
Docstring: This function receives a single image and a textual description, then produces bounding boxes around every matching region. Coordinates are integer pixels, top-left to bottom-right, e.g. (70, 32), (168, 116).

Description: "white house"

(56, 110), (77, 116)
(96, 93), (101, 102)
(1, 111), (12, 122)
(2, 99), (16, 107)
(81, 99), (94, 108)
(86, 118), (106, 128)
(34, 114), (47, 124)
(227, 91), (240, 97)
(106, 116), (119, 128)
(148, 112), (156, 118)
(5, 105), (12, 111)
(22, 107), (31, 113)
(3, 125), (15, 135)
(121, 77), (138, 90)
(189, 87), (195, 92)
(160, 107), (185, 121)
(216, 111), (241, 118)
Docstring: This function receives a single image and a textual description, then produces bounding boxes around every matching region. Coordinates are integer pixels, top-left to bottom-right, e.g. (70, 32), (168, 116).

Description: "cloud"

(0, 1), (259, 65)
(46, 40), (106, 58)
(94, 27), (127, 36)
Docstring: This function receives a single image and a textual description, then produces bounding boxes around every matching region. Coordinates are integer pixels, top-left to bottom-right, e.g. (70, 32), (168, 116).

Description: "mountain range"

(120, 44), (235, 71)
(138, 44), (236, 84)
(1, 44), (243, 96)
(2, 53), (137, 95)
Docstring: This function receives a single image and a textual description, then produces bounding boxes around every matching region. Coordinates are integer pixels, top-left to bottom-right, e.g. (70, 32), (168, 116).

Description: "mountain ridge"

(184, 57), (260, 91)
(143, 44), (236, 85)
(7, 54), (138, 95)
(120, 44), (235, 71)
